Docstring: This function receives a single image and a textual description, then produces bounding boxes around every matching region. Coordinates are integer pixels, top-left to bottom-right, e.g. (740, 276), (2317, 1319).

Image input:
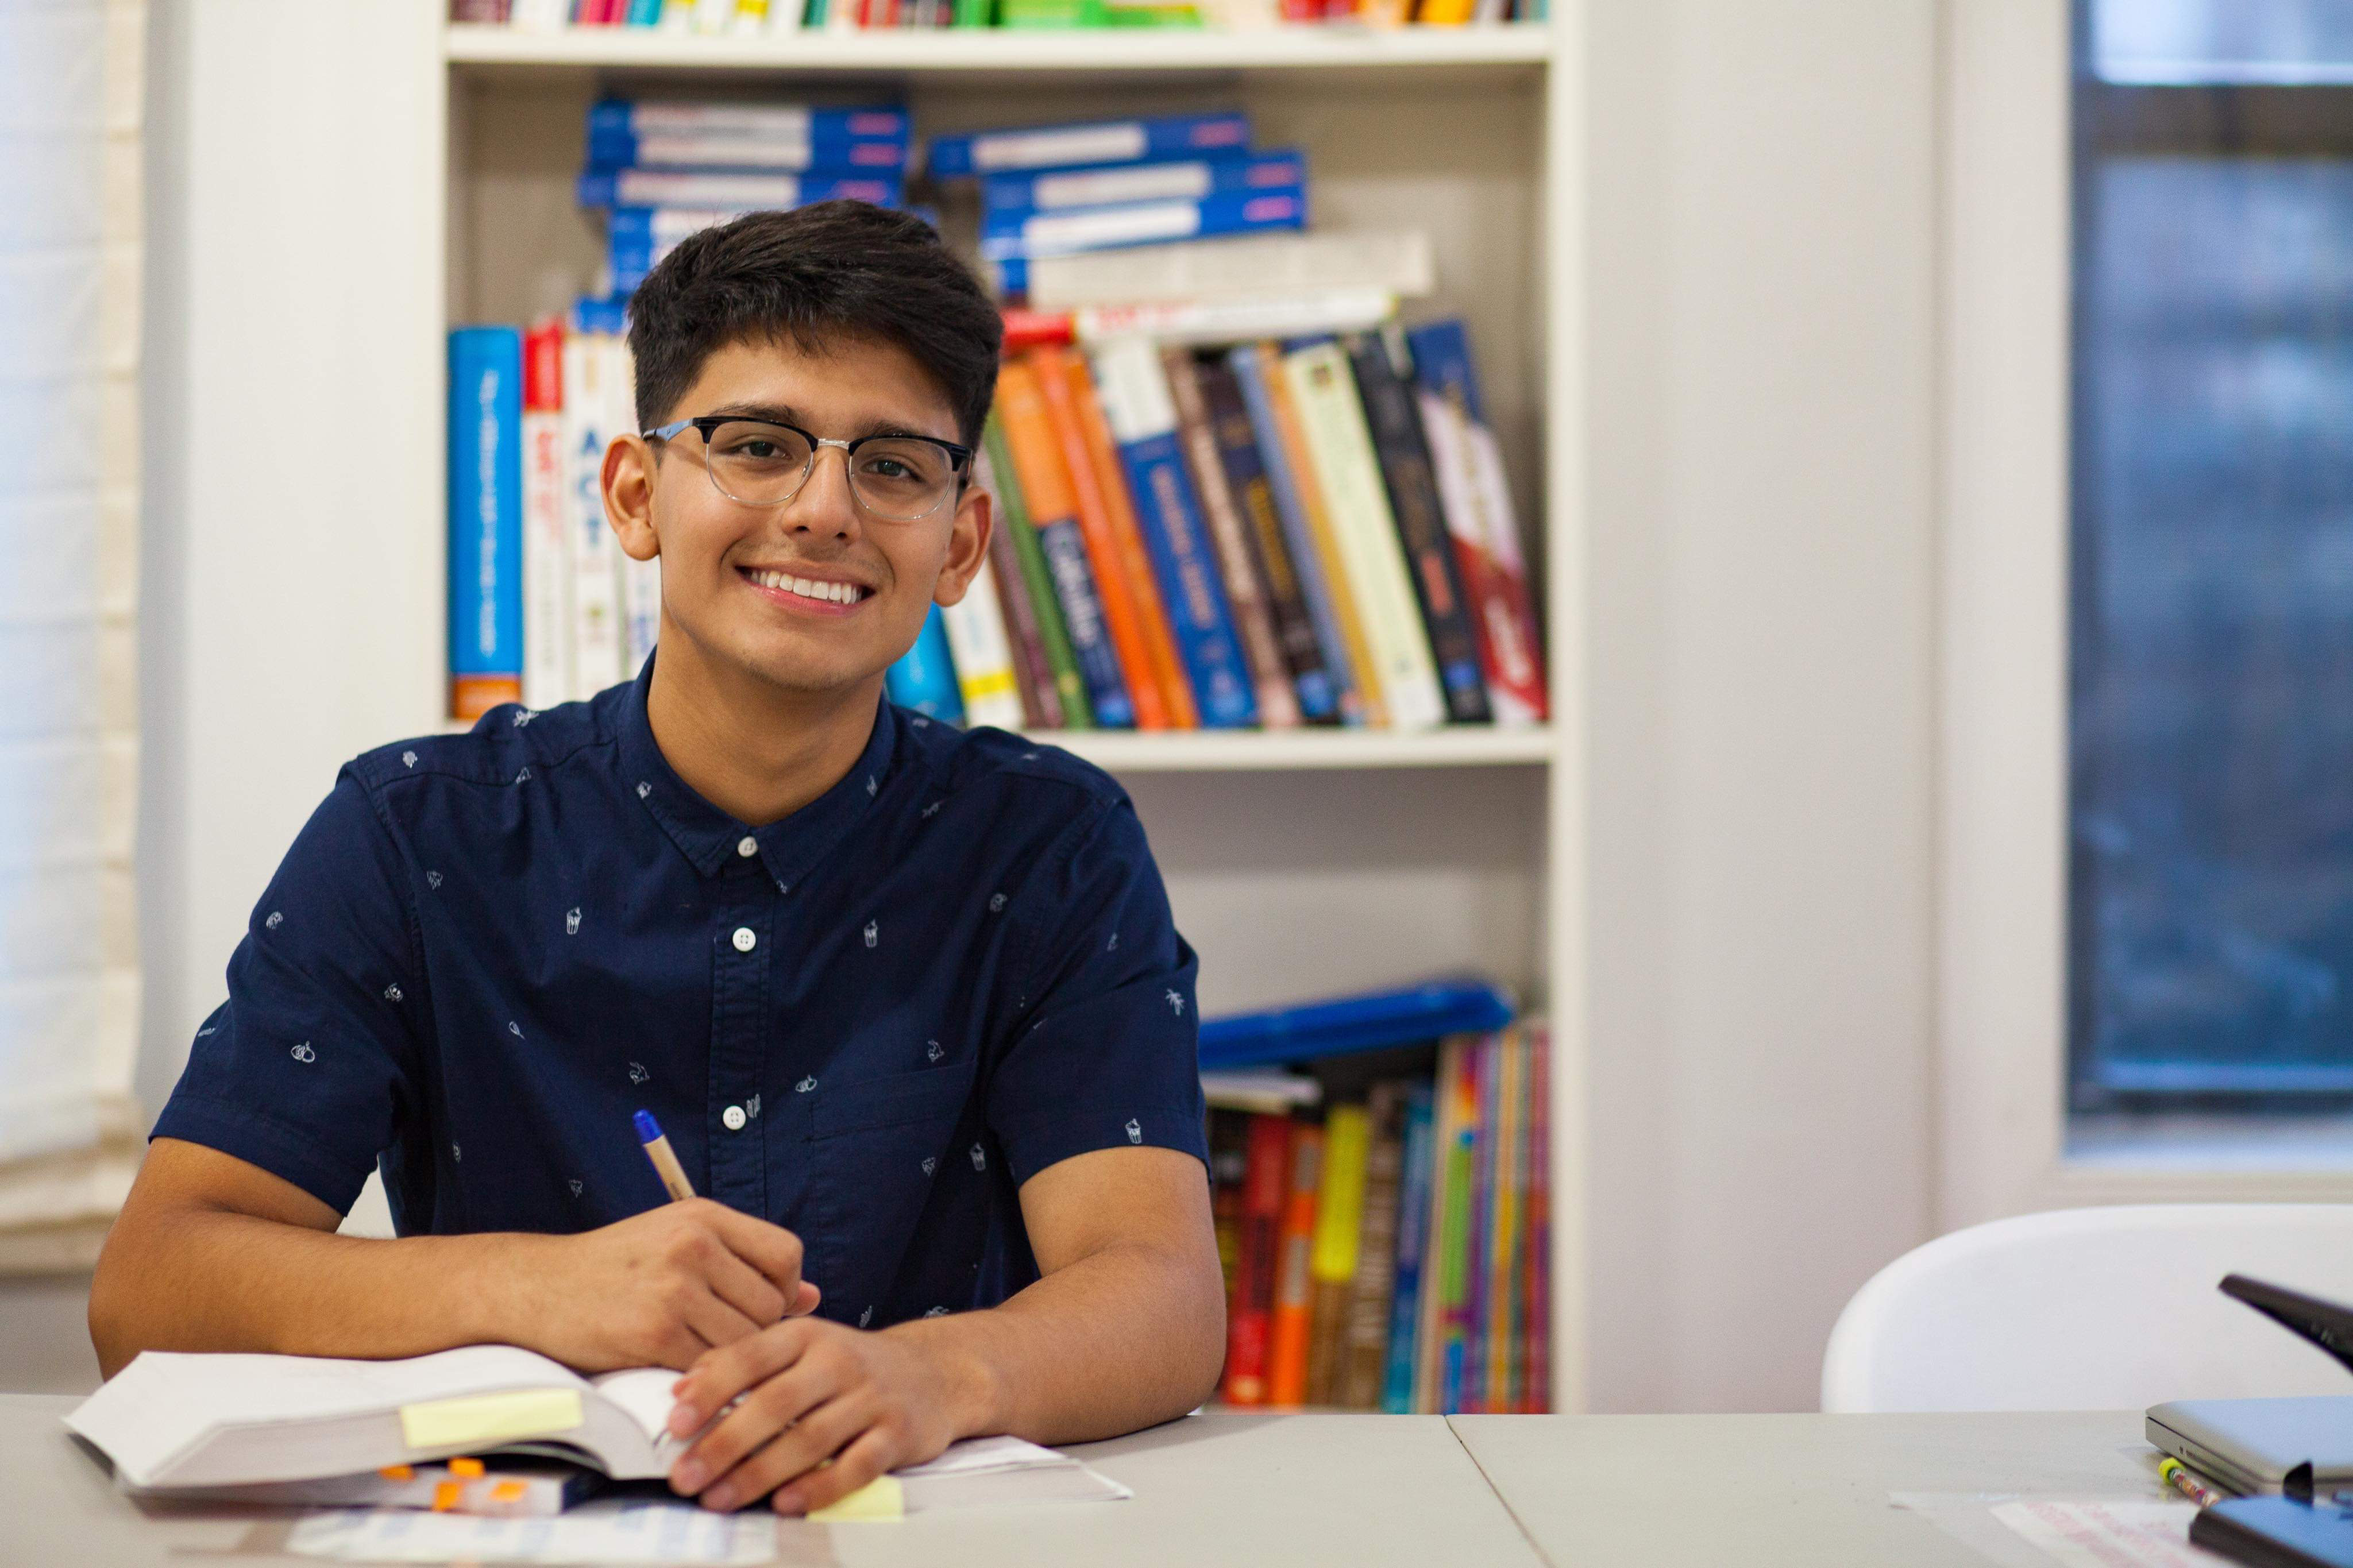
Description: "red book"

(523, 316), (563, 412)
(1000, 308), (1075, 352)
(1266, 1122), (1324, 1407)
(1222, 1116), (1292, 1405)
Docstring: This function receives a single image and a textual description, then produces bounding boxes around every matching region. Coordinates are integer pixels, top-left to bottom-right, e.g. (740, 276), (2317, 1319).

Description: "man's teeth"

(747, 569), (864, 605)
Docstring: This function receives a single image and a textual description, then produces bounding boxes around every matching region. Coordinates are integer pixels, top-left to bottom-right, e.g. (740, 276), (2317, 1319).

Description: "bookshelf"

(427, 9), (1585, 1407)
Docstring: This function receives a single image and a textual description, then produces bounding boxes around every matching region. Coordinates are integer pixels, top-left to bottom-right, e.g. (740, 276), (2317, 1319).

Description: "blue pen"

(634, 1110), (696, 1203)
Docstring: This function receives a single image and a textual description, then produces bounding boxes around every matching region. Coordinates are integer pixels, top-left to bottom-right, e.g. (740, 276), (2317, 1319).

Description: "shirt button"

(736, 836), (758, 859)
(731, 926), (757, 953)
(722, 1104), (747, 1132)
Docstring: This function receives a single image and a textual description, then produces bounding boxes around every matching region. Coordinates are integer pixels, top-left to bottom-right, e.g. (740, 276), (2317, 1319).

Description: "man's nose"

(782, 445), (862, 535)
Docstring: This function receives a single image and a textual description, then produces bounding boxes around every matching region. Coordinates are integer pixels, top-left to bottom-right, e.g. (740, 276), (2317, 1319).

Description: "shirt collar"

(615, 652), (902, 889)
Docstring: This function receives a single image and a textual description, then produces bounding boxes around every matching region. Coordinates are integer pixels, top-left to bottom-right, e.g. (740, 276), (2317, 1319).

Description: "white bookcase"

(196, 7), (1583, 1409)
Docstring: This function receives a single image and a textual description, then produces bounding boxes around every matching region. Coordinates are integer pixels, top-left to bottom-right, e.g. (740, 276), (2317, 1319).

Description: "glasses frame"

(641, 415), (975, 522)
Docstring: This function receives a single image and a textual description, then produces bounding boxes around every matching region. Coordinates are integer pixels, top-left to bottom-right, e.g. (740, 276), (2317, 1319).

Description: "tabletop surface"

(2, 1393), (2164, 1566)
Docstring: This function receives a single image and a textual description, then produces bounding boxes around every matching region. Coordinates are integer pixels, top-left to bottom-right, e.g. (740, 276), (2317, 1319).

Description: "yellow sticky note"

(398, 1388), (584, 1451)
(808, 1475), (905, 1522)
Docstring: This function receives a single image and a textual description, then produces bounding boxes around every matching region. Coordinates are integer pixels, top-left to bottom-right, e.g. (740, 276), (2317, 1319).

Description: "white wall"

(1581, 0), (1941, 1412)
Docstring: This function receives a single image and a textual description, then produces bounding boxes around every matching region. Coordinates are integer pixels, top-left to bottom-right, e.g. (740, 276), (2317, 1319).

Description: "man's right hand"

(506, 1199), (822, 1372)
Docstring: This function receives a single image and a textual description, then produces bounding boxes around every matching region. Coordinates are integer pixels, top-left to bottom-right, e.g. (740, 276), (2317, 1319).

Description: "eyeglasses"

(641, 416), (974, 522)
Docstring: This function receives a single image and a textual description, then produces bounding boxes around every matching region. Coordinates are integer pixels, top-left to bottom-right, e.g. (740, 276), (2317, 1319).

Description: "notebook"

(67, 1346), (1131, 1512)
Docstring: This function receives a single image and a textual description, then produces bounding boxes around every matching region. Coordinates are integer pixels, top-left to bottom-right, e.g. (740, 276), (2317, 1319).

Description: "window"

(2070, 0), (2353, 1107)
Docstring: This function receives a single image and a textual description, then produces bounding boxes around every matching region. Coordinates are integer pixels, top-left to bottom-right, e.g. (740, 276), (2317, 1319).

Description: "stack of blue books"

(576, 99), (911, 296)
(925, 111), (1309, 298)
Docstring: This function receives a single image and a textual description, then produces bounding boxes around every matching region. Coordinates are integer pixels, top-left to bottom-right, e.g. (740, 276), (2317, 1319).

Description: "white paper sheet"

(1989, 1498), (2207, 1568)
(285, 1499), (774, 1565)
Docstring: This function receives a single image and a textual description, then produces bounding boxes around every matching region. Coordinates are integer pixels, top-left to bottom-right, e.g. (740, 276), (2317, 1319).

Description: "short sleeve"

(151, 768), (425, 1215)
(984, 797), (1208, 1187)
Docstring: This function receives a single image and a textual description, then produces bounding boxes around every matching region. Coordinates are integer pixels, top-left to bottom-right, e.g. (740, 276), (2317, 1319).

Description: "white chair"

(1821, 1204), (2353, 1412)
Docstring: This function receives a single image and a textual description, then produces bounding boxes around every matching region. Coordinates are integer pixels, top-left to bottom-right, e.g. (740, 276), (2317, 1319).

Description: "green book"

(998, 0), (1102, 24)
(985, 414), (1092, 729)
(952, 0), (993, 22)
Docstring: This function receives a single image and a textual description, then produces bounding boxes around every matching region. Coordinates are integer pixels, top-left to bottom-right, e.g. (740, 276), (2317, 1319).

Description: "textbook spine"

(973, 439), (1064, 729)
(448, 327), (526, 720)
(926, 110), (1251, 178)
(519, 317), (574, 713)
(983, 413), (1089, 728)
(979, 188), (1308, 264)
(938, 553), (1028, 731)
(979, 147), (1303, 215)
(1383, 1080), (1435, 1412)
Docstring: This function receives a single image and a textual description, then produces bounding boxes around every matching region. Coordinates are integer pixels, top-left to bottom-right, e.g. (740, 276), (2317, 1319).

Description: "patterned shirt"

(154, 657), (1208, 1329)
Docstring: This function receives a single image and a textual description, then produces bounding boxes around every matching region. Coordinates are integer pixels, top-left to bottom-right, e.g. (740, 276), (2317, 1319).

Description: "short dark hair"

(626, 200), (1002, 446)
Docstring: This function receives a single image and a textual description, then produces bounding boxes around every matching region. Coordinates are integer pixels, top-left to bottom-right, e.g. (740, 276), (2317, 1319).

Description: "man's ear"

(932, 485), (993, 608)
(605, 434), (660, 564)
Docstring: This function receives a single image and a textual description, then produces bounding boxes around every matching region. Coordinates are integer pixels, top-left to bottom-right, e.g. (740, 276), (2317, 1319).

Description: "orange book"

(1034, 346), (1197, 729)
(1250, 344), (1388, 727)
(1266, 1122), (1324, 1407)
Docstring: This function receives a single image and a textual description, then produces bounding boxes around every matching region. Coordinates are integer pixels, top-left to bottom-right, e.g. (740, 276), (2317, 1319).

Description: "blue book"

(1225, 343), (1364, 725)
(447, 327), (525, 709)
(979, 148), (1304, 217)
(1383, 1080), (1436, 1413)
(1087, 340), (1256, 728)
(587, 102), (909, 173)
(570, 293), (630, 335)
(1197, 978), (1515, 1071)
(926, 110), (1250, 180)
(625, 0), (664, 21)
(885, 605), (965, 723)
(578, 168), (901, 213)
(1036, 520), (1136, 729)
(1405, 320), (1490, 424)
(979, 187), (1306, 264)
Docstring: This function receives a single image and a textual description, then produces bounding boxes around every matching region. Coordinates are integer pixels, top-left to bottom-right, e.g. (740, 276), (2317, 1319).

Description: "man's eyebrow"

(700, 403), (957, 444)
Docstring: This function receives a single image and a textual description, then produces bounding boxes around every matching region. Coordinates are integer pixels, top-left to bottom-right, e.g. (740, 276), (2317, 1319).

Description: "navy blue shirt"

(156, 658), (1208, 1329)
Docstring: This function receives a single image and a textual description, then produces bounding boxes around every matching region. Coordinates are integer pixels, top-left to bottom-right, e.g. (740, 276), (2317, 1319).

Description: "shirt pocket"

(799, 1061), (977, 1323)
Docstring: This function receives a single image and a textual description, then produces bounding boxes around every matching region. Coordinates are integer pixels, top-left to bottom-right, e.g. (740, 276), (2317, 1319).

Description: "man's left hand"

(662, 1316), (970, 1514)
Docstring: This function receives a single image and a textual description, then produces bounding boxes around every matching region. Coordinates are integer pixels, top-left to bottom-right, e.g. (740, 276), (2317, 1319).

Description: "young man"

(88, 202), (1224, 1515)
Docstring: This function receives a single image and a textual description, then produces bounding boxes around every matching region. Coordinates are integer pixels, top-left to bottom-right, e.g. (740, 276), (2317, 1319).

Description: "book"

(926, 110), (1251, 179)
(1024, 228), (1434, 312)
(1341, 1081), (1405, 1409)
(1221, 1113), (1290, 1405)
(1523, 1021), (1551, 1412)
(982, 413), (1089, 727)
(586, 101), (909, 172)
(979, 148), (1305, 216)
(559, 325), (627, 700)
(1383, 1080), (1435, 1412)
(973, 441), (1064, 728)
(992, 359), (1134, 728)
(519, 317), (573, 712)
(1066, 291), (1397, 350)
(1346, 330), (1492, 724)
(577, 170), (901, 214)
(1305, 1102), (1370, 1406)
(1437, 1037), (1477, 1413)
(1280, 339), (1448, 731)
(1160, 346), (1299, 728)
(986, 191), (1309, 295)
(1199, 1069), (1320, 1116)
(1228, 342), (1368, 725)
(1086, 337), (1257, 728)
(69, 1347), (1127, 1510)
(1266, 1121), (1323, 1407)
(1461, 1030), (1494, 1412)
(1199, 978), (1514, 1071)
(1197, 354), (1337, 723)
(938, 546), (1028, 730)
(1028, 346), (1186, 729)
(448, 326), (526, 720)
(1407, 319), (1548, 726)
(1210, 1110), (1250, 1328)
(885, 604), (965, 721)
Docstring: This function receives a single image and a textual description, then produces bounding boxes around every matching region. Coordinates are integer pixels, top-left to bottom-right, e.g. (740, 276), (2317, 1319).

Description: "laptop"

(2146, 1275), (2353, 1499)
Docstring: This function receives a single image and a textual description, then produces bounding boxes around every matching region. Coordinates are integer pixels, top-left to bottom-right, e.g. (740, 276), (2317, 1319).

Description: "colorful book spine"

(587, 101), (910, 171)
(979, 148), (1304, 215)
(973, 440), (1064, 729)
(1281, 340), (1448, 731)
(884, 604), (965, 721)
(558, 326), (626, 701)
(577, 169), (901, 213)
(983, 191), (1310, 291)
(1027, 347), (1182, 729)
(1086, 337), (1258, 728)
(993, 358), (1135, 728)
(1222, 1114), (1289, 1405)
(1524, 1022), (1551, 1412)
(1266, 1122), (1323, 1408)
(1341, 1083), (1405, 1410)
(926, 110), (1251, 179)
(1160, 347), (1300, 729)
(1463, 1031), (1495, 1412)
(983, 414), (1088, 728)
(1305, 1102), (1370, 1405)
(1407, 319), (1548, 725)
(1486, 1028), (1519, 1411)
(1437, 1038), (1477, 1412)
(1383, 1080), (1434, 1412)
(939, 554), (1028, 730)
(519, 318), (573, 712)
(1197, 355), (1337, 723)
(1226, 343), (1366, 725)
(1063, 353), (1198, 727)
(448, 327), (526, 720)
(1346, 330), (1493, 724)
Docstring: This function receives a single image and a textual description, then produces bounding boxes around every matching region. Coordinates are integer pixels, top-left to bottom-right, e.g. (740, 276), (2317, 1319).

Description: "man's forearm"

(88, 1206), (538, 1378)
(884, 1238), (1225, 1448)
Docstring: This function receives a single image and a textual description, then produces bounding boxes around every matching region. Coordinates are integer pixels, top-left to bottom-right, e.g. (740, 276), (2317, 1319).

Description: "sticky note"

(808, 1476), (905, 1522)
(432, 1481), (462, 1512)
(378, 1465), (414, 1481)
(449, 1457), (486, 1478)
(490, 1480), (527, 1503)
(399, 1388), (584, 1450)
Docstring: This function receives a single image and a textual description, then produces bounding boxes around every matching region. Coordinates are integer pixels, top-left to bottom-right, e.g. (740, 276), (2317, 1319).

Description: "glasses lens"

(704, 421), (813, 505)
(849, 438), (958, 520)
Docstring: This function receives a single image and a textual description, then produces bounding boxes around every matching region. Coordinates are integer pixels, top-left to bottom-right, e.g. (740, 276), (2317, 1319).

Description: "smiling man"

(88, 202), (1225, 1516)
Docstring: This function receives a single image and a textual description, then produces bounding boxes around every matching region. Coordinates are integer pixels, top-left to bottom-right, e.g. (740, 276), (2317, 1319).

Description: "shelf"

(443, 20), (1553, 84)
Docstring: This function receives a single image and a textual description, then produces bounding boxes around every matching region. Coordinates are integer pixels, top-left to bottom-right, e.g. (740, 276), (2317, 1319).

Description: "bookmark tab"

(398, 1388), (584, 1451)
(808, 1475), (905, 1522)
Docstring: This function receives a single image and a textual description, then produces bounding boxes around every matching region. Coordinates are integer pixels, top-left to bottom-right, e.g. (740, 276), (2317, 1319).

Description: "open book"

(67, 1346), (1129, 1512)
